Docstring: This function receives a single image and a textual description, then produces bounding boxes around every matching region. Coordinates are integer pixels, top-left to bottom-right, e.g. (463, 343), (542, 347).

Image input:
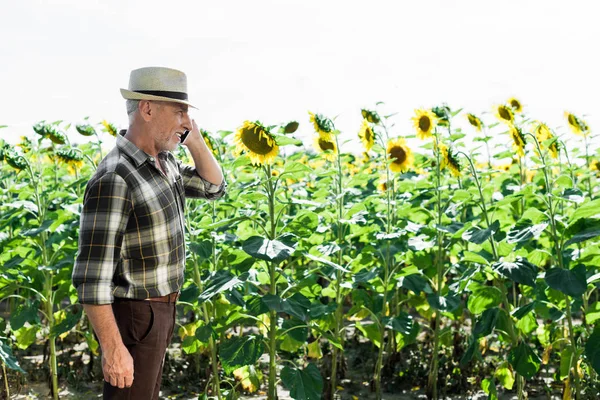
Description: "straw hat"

(120, 66), (196, 108)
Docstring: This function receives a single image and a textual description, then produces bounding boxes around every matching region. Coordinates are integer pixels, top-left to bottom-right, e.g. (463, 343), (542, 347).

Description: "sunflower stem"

(427, 131), (444, 400)
(525, 132), (582, 400)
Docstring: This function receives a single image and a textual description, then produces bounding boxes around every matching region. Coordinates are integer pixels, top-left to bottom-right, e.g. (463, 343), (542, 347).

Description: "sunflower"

(200, 129), (219, 157)
(313, 132), (337, 162)
(101, 120), (118, 137)
(432, 105), (451, 127)
(16, 136), (33, 153)
(386, 137), (414, 173)
(564, 111), (589, 135)
(3, 149), (28, 171)
(437, 142), (461, 177)
(358, 119), (375, 152)
(412, 109), (437, 140)
(508, 97), (523, 113)
(532, 122), (558, 159)
(509, 125), (526, 157)
(377, 174), (390, 192)
(233, 121), (279, 165)
(361, 109), (381, 124)
(56, 147), (85, 174)
(308, 111), (334, 136)
(494, 104), (514, 125)
(466, 113), (483, 132)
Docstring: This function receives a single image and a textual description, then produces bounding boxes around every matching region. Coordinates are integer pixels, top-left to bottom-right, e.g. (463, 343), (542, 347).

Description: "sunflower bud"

(361, 109), (381, 124)
(283, 121), (299, 134)
(101, 120), (118, 137)
(432, 105), (451, 127)
(4, 149), (28, 171)
(76, 124), (97, 137)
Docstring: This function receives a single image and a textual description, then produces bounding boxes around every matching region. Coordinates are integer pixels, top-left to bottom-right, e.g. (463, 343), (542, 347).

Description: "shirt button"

(149, 157), (155, 162)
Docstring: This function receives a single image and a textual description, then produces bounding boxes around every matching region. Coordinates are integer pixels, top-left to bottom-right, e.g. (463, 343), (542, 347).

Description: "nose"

(182, 112), (192, 131)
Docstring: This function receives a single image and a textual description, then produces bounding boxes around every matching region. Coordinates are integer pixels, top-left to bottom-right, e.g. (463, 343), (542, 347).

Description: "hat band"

(133, 90), (188, 101)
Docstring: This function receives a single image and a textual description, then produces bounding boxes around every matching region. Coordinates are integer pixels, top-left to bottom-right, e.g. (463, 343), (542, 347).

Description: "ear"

(139, 100), (153, 122)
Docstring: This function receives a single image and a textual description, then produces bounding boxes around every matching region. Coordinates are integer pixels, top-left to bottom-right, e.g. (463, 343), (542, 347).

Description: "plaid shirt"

(72, 131), (226, 304)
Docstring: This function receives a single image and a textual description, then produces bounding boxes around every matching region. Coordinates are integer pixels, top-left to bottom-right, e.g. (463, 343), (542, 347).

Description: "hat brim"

(120, 88), (197, 109)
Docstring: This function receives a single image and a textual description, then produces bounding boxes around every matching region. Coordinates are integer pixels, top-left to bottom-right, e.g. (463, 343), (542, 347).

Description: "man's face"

(150, 101), (191, 152)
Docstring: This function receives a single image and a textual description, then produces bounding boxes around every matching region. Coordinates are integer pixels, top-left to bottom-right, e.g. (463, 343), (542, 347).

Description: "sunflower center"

(499, 107), (511, 121)
(511, 100), (520, 109)
(318, 138), (335, 151)
(241, 127), (274, 155)
(390, 146), (407, 164)
(418, 116), (431, 132)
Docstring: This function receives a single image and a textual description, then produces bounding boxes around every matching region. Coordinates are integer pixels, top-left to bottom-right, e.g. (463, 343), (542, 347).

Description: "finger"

(117, 376), (125, 389)
(124, 374), (134, 388)
(110, 376), (118, 388)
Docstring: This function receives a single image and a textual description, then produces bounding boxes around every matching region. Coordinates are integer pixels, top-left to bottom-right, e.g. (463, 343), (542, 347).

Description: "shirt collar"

(116, 129), (162, 167)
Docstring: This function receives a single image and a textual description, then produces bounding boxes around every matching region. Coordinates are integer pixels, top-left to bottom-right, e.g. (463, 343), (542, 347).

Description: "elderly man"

(72, 67), (227, 399)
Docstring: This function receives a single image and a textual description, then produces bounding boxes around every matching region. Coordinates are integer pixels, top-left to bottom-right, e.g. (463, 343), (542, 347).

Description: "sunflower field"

(1, 101), (600, 400)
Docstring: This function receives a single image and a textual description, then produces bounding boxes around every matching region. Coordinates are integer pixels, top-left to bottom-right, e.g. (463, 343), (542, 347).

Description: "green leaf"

(303, 252), (349, 273)
(481, 377), (498, 400)
(462, 220), (500, 245)
(281, 363), (323, 400)
(356, 322), (382, 348)
(586, 301), (600, 325)
(398, 274), (429, 294)
(21, 220), (53, 237)
(181, 336), (202, 354)
(427, 293), (460, 312)
(512, 302), (536, 320)
(282, 293), (311, 321)
(468, 287), (502, 315)
(544, 265), (587, 297)
(219, 335), (265, 374)
(561, 188), (584, 204)
(570, 198), (600, 223)
(245, 295), (269, 316)
(407, 234), (435, 251)
(179, 284), (200, 303)
(473, 308), (499, 338)
(190, 240), (213, 259)
(281, 319), (308, 342)
(198, 270), (247, 303)
(565, 218), (600, 246)
(195, 323), (214, 343)
(272, 133), (302, 146)
(559, 347), (573, 380)
(14, 325), (38, 350)
(492, 257), (538, 287)
(515, 312), (538, 335)
(382, 312), (415, 336)
(0, 340), (25, 373)
(286, 211), (319, 237)
(10, 300), (40, 331)
(507, 220), (548, 244)
(243, 235), (296, 264)
(50, 307), (82, 337)
(494, 363), (514, 390)
(508, 342), (541, 379)
(585, 325), (600, 374)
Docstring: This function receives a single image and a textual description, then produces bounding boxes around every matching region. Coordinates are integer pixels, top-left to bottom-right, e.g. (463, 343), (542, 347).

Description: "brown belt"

(145, 291), (179, 303)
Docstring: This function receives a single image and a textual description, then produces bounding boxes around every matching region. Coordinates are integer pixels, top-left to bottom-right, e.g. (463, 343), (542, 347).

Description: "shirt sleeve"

(72, 172), (131, 305)
(176, 159), (227, 200)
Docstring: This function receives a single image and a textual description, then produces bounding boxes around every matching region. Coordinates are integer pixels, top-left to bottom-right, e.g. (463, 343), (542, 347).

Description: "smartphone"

(180, 130), (190, 144)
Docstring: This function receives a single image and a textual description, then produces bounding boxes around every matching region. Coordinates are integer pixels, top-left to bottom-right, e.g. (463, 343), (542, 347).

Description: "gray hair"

(126, 99), (140, 116)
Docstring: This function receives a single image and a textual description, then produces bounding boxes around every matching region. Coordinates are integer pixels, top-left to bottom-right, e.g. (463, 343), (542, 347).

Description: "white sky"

(1, 0), (599, 156)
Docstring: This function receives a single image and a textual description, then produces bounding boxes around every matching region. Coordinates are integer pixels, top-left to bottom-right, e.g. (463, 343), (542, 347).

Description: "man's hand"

(83, 304), (134, 388)
(181, 119), (202, 148)
(102, 343), (134, 388)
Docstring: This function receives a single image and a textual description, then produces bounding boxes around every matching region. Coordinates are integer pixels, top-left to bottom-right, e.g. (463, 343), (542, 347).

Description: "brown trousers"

(103, 298), (176, 400)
